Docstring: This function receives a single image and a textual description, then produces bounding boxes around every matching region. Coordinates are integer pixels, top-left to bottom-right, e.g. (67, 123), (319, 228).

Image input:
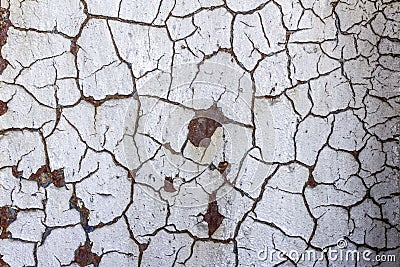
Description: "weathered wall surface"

(0, 0), (399, 266)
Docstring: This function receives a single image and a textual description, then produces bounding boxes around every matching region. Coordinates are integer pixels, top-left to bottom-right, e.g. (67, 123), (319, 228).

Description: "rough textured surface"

(0, 0), (399, 266)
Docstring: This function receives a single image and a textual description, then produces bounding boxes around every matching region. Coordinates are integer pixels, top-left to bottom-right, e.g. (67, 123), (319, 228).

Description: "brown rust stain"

(350, 150), (359, 159)
(0, 255), (10, 267)
(29, 165), (65, 188)
(188, 117), (221, 147)
(203, 192), (224, 236)
(139, 242), (149, 253)
(11, 166), (22, 178)
(330, 1), (339, 7)
(187, 104), (228, 147)
(82, 96), (102, 107)
(163, 176), (176, 193)
(306, 165), (318, 188)
(0, 101), (7, 116)
(70, 40), (80, 56)
(0, 206), (18, 239)
(74, 242), (100, 267)
(128, 169), (136, 180)
(306, 174), (317, 188)
(0, 8), (11, 75)
(83, 94), (134, 108)
(285, 30), (291, 42)
(51, 169), (65, 187)
(218, 161), (229, 174)
(69, 195), (90, 228)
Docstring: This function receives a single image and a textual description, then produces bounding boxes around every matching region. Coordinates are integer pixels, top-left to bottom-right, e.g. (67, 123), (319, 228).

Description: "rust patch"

(83, 94), (133, 108)
(29, 165), (65, 188)
(0, 8), (11, 75)
(203, 192), (224, 236)
(11, 166), (22, 178)
(83, 96), (102, 107)
(218, 161), (230, 174)
(51, 169), (65, 187)
(285, 30), (291, 42)
(139, 242), (149, 253)
(306, 174), (317, 188)
(0, 255), (10, 267)
(70, 40), (80, 56)
(74, 242), (100, 267)
(70, 196), (90, 229)
(188, 104), (228, 147)
(163, 176), (176, 192)
(0, 206), (18, 239)
(0, 101), (7, 116)
(350, 150), (359, 159)
(128, 170), (136, 180)
(188, 117), (221, 147)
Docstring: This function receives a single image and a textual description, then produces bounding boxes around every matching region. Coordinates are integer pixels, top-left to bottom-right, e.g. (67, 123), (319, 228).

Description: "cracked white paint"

(0, 0), (399, 266)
